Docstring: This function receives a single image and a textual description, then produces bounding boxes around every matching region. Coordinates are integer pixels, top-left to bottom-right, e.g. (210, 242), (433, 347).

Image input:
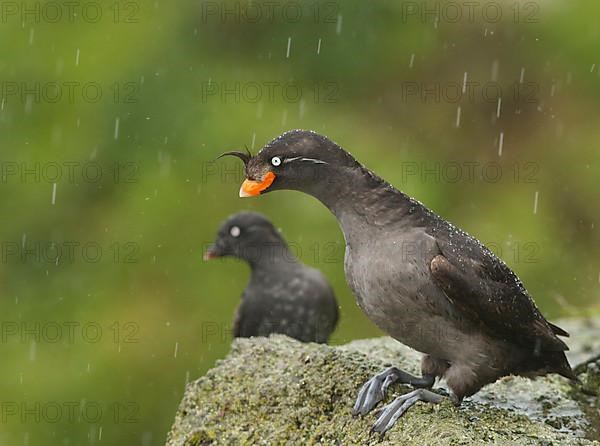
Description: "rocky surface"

(167, 318), (600, 445)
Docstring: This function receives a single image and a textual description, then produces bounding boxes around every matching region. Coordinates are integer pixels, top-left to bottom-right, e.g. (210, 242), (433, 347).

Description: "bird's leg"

(352, 366), (435, 416)
(371, 388), (443, 434)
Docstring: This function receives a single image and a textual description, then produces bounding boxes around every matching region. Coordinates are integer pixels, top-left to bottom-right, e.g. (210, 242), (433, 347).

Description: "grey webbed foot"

(371, 388), (443, 434)
(352, 366), (434, 416)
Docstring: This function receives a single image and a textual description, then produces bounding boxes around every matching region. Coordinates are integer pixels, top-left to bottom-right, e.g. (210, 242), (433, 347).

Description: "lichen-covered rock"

(573, 352), (600, 441)
(167, 318), (600, 446)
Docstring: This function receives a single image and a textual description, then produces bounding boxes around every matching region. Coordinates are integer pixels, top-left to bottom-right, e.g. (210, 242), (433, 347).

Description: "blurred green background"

(1, 0), (598, 444)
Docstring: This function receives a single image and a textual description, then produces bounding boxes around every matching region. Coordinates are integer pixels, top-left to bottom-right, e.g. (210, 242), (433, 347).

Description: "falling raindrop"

(496, 97), (502, 118)
(317, 38), (322, 55)
(142, 431), (153, 446)
(174, 342), (179, 358)
(29, 28), (34, 45)
(455, 106), (461, 128)
(51, 183), (57, 205)
(491, 60), (499, 82)
(251, 132), (256, 149)
(75, 48), (80, 66)
(55, 58), (64, 76)
(25, 95), (33, 114)
(498, 131), (504, 156)
(533, 191), (539, 214)
(114, 117), (120, 140)
(409, 53), (415, 68)
(99, 426), (103, 441)
(336, 14), (343, 34)
(591, 63), (596, 73)
(29, 340), (36, 361)
(286, 37), (292, 58)
(462, 72), (468, 93)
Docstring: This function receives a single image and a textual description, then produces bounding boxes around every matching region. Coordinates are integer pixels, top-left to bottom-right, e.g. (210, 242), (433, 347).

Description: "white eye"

(271, 156), (282, 167)
(229, 226), (241, 237)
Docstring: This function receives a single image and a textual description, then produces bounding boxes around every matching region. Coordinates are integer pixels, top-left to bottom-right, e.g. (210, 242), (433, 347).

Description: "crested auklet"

(204, 211), (339, 343)
(220, 130), (575, 433)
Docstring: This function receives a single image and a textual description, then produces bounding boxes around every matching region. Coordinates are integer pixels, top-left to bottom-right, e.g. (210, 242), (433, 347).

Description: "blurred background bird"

(204, 211), (338, 343)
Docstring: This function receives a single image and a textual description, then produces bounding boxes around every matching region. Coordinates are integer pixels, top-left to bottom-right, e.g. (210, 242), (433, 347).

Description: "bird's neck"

(245, 240), (298, 273)
(303, 164), (418, 246)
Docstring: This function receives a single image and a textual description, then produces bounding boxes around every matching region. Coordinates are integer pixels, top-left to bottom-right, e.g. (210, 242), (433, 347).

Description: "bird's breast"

(343, 235), (464, 356)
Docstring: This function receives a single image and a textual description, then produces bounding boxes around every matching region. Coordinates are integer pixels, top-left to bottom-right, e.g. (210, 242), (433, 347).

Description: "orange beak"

(239, 171), (276, 197)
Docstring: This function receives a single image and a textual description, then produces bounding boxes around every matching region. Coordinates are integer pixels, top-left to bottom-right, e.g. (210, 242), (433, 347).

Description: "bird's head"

(203, 211), (284, 262)
(218, 130), (359, 197)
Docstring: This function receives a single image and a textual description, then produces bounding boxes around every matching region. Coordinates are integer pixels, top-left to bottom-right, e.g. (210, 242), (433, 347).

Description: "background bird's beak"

(239, 172), (276, 198)
(203, 246), (220, 261)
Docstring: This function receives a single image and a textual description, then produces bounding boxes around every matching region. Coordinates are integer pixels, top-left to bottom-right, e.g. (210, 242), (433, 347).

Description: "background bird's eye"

(271, 156), (282, 167)
(229, 226), (241, 237)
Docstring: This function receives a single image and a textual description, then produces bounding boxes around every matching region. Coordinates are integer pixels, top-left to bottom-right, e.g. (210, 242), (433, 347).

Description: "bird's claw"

(381, 374), (396, 394)
(371, 389), (443, 434)
(352, 367), (399, 416)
